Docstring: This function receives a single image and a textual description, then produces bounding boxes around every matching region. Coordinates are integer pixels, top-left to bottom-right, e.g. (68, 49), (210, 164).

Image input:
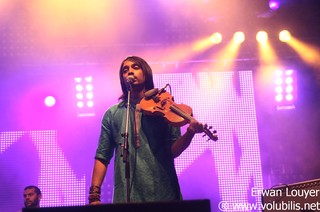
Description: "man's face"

(122, 60), (145, 86)
(23, 188), (41, 208)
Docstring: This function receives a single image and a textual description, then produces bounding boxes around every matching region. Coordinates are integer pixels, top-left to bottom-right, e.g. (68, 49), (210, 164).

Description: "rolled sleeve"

(95, 110), (116, 164)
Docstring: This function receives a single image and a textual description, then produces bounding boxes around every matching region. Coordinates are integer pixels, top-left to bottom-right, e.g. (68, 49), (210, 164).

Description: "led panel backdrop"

(0, 70), (263, 212)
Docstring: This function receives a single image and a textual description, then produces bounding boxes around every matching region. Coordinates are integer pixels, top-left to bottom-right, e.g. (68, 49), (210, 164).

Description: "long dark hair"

(119, 56), (155, 100)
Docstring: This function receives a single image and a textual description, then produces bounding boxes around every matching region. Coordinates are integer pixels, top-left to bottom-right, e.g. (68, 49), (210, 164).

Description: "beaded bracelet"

(88, 186), (101, 203)
(89, 185), (101, 194)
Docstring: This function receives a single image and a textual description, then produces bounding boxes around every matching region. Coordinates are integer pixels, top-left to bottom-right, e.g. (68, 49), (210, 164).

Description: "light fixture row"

(210, 30), (292, 44)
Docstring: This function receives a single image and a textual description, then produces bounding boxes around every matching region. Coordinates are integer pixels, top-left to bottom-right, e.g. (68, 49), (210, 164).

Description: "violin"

(139, 88), (218, 141)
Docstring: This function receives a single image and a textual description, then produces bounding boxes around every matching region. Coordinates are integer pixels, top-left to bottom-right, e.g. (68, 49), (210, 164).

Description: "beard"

(24, 199), (39, 208)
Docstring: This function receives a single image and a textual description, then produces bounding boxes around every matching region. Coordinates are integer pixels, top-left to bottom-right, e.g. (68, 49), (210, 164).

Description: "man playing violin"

(88, 56), (206, 204)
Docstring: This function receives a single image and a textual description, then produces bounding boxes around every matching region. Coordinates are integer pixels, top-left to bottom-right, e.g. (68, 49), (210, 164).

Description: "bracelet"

(88, 193), (101, 203)
(89, 185), (101, 194)
(89, 186), (101, 203)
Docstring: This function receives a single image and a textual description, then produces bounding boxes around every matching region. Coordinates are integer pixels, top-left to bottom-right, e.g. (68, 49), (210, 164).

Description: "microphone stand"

(122, 83), (131, 203)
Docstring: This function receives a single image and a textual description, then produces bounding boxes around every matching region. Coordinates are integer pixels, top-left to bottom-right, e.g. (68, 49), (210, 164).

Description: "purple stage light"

(269, 0), (280, 11)
(274, 69), (297, 110)
(74, 76), (95, 116)
(44, 96), (56, 107)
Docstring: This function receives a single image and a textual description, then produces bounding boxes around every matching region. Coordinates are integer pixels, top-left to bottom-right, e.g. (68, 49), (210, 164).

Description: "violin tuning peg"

(208, 126), (213, 129)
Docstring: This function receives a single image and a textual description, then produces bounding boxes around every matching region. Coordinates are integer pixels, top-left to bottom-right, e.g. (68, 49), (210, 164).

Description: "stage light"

(279, 30), (291, 42)
(275, 94), (283, 102)
(285, 76), (293, 84)
(86, 84), (93, 91)
(274, 77), (283, 85)
(275, 86), (283, 93)
(44, 96), (56, 107)
(210, 32), (222, 44)
(286, 85), (293, 93)
(86, 92), (94, 99)
(256, 31), (268, 43)
(286, 94), (293, 101)
(77, 101), (84, 108)
(75, 84), (83, 92)
(233, 32), (245, 44)
(85, 76), (93, 83)
(274, 69), (297, 110)
(269, 0), (280, 11)
(87, 100), (94, 108)
(74, 76), (95, 117)
(74, 77), (81, 83)
(285, 69), (293, 75)
(76, 93), (83, 100)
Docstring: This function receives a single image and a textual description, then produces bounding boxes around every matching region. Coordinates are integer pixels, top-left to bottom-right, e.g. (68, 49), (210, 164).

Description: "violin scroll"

(202, 127), (218, 141)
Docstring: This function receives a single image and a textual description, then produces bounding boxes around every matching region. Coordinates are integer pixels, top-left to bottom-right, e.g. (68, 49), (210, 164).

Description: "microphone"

(144, 84), (169, 99)
(126, 76), (135, 84)
(144, 88), (159, 99)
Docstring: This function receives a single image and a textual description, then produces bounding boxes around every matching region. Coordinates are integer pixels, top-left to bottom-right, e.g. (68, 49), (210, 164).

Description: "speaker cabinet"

(262, 178), (320, 212)
(23, 199), (211, 212)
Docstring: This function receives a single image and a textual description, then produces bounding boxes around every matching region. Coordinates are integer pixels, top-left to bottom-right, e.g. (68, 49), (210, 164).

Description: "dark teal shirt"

(95, 101), (182, 203)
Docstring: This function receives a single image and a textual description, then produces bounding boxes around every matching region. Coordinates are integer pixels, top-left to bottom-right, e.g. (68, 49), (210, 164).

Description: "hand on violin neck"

(186, 119), (207, 135)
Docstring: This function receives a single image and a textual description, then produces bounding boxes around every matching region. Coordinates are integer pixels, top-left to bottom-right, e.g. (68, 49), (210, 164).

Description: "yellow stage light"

(256, 31), (268, 43)
(210, 32), (222, 44)
(233, 32), (245, 44)
(279, 30), (291, 42)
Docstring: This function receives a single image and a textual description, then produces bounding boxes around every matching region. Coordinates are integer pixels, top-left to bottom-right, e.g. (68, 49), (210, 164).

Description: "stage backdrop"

(0, 70), (263, 212)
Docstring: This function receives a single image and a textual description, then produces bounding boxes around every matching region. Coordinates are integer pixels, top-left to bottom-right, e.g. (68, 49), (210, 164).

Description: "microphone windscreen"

(144, 88), (159, 98)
